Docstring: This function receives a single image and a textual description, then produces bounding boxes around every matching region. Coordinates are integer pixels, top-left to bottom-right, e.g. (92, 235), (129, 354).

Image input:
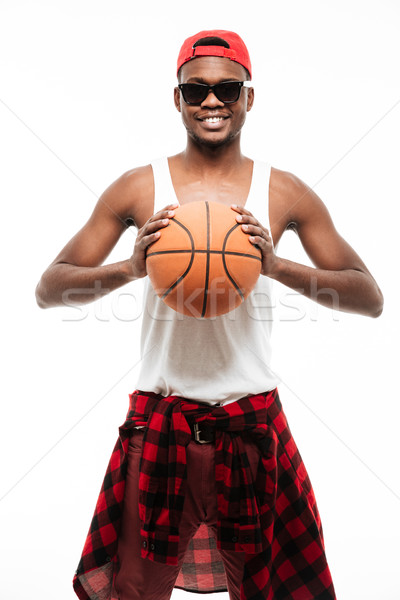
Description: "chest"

(133, 168), (287, 247)
(173, 178), (253, 208)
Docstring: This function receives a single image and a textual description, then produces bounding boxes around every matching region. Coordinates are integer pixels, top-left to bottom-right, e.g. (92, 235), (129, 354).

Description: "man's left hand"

(230, 204), (279, 277)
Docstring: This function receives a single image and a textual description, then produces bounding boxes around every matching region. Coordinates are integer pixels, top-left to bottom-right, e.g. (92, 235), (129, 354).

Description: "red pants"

(113, 428), (261, 600)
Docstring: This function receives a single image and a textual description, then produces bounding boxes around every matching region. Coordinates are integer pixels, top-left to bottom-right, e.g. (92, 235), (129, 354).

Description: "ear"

(174, 87), (181, 112)
(246, 87), (254, 112)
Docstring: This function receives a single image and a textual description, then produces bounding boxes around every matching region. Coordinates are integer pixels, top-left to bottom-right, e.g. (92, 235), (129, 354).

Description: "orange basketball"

(146, 201), (262, 318)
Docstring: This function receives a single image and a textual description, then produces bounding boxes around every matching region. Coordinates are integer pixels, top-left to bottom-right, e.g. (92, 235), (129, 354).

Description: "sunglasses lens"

(215, 82), (241, 103)
(180, 84), (207, 104)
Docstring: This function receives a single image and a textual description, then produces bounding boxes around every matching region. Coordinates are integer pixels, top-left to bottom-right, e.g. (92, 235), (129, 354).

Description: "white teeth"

(204, 117), (224, 123)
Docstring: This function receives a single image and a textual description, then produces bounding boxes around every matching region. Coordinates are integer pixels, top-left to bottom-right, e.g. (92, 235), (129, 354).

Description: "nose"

(200, 90), (225, 108)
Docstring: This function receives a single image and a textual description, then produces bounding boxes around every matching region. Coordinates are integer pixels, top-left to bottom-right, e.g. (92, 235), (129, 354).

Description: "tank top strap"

(245, 160), (274, 248)
(150, 157), (179, 214)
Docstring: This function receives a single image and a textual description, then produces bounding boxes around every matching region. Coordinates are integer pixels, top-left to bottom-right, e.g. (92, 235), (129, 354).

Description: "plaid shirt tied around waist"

(73, 388), (336, 600)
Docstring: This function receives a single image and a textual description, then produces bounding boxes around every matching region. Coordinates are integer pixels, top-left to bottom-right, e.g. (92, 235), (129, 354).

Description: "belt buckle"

(193, 422), (212, 444)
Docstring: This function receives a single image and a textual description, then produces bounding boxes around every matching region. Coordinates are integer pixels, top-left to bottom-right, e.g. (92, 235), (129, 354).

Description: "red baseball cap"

(177, 30), (252, 79)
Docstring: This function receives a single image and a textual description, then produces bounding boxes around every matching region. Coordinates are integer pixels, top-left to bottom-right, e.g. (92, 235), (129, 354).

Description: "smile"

(203, 117), (225, 123)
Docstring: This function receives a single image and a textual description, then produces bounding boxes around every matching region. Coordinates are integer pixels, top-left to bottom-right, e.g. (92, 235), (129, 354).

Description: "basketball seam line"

(201, 202), (211, 318)
(223, 223), (244, 300)
(146, 249), (261, 261)
(161, 219), (195, 300)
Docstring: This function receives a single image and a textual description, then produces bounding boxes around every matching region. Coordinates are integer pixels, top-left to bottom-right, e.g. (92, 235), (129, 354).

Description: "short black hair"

(193, 36), (230, 49)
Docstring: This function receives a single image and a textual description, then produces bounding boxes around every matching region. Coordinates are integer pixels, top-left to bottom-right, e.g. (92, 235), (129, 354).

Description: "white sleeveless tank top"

(135, 157), (280, 406)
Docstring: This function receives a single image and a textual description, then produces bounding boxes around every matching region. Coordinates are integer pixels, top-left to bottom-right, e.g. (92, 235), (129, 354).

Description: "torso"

(127, 153), (295, 250)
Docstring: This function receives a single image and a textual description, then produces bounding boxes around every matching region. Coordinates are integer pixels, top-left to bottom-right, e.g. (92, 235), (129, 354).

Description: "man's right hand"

(129, 203), (178, 280)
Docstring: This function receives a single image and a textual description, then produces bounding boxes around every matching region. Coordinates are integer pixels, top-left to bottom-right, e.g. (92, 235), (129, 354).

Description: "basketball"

(146, 200), (262, 318)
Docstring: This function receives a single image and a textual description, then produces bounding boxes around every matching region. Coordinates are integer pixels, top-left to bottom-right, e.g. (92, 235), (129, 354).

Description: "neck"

(181, 134), (247, 174)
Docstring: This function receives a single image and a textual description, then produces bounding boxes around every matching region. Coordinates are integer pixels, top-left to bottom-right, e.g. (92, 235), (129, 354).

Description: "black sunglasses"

(178, 81), (251, 105)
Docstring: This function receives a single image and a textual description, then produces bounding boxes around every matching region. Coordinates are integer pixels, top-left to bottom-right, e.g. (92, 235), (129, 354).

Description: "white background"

(1, 1), (399, 599)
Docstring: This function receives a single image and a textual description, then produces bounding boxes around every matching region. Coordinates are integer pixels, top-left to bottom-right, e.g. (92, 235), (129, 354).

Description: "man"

(36, 30), (383, 600)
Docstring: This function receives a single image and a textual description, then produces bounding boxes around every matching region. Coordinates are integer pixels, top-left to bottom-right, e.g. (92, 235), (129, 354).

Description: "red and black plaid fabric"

(73, 388), (336, 600)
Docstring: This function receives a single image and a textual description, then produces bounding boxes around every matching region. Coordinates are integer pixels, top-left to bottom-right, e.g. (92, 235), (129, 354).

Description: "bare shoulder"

(270, 166), (332, 238)
(100, 163), (154, 228)
(269, 166), (374, 274)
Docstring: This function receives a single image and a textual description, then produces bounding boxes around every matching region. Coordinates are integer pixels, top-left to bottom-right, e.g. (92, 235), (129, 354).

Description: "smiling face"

(174, 56), (254, 149)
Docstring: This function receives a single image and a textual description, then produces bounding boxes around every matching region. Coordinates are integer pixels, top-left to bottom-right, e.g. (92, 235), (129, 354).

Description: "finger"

(141, 230), (162, 249)
(231, 207), (258, 226)
(236, 213), (258, 226)
(150, 208), (177, 222)
(230, 204), (253, 216)
(248, 233), (271, 247)
(240, 223), (270, 240)
(245, 224), (272, 244)
(146, 217), (172, 233)
(138, 218), (172, 247)
(158, 202), (179, 214)
(137, 220), (167, 244)
(145, 210), (176, 231)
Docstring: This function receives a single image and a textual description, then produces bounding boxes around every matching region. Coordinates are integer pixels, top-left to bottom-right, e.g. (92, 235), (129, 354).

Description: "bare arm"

(35, 166), (178, 308)
(231, 170), (384, 318)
